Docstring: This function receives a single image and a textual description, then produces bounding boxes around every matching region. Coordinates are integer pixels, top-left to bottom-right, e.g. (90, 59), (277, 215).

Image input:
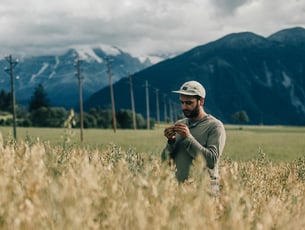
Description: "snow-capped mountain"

(0, 46), (152, 108)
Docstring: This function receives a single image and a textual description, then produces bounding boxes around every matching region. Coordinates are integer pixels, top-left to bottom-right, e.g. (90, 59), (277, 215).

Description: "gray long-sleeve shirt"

(161, 114), (226, 182)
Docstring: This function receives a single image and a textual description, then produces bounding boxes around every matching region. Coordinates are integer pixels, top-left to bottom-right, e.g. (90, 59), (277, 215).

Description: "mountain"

(0, 46), (152, 108)
(84, 27), (305, 126)
(268, 27), (305, 46)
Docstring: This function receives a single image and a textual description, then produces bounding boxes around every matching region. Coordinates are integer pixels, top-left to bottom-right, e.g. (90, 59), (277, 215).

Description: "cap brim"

(172, 90), (198, 96)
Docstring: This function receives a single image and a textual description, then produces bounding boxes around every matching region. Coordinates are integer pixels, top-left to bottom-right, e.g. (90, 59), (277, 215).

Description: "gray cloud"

(0, 0), (304, 59)
(210, 0), (252, 15)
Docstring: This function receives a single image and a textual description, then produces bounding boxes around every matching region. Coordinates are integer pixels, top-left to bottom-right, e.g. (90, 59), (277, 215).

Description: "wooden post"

(129, 73), (137, 129)
(76, 55), (84, 142)
(107, 58), (117, 133)
(145, 80), (150, 129)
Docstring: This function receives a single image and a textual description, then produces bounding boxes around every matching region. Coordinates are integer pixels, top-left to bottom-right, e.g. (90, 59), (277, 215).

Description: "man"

(161, 80), (226, 195)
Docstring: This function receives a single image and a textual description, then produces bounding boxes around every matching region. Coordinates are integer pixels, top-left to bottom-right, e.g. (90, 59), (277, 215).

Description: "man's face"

(179, 95), (200, 118)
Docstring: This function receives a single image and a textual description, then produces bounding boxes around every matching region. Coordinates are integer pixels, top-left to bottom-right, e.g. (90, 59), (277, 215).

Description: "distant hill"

(84, 27), (305, 126)
(0, 46), (152, 108)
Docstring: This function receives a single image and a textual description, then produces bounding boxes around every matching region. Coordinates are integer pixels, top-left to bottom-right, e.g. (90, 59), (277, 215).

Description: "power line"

(120, 74), (180, 123)
(145, 80), (150, 129)
(106, 57), (117, 133)
(129, 73), (137, 129)
(4, 55), (18, 140)
(169, 99), (174, 123)
(163, 94), (168, 123)
(155, 88), (160, 124)
(75, 54), (84, 142)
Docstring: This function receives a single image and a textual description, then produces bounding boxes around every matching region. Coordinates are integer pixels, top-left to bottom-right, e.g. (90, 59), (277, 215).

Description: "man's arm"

(161, 125), (177, 161)
(161, 142), (175, 161)
(179, 124), (226, 169)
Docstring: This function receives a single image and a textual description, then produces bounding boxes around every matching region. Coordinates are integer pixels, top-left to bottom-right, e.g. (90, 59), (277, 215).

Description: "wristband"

(168, 139), (175, 145)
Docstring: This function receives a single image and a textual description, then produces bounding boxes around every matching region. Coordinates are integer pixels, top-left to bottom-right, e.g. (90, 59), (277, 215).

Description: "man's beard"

(183, 102), (200, 118)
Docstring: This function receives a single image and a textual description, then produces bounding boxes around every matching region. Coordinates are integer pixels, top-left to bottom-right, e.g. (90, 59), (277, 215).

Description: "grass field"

(1, 124), (305, 229)
(1, 124), (305, 162)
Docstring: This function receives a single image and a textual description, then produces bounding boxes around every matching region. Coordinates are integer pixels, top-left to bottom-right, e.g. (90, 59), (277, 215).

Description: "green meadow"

(1, 124), (305, 162)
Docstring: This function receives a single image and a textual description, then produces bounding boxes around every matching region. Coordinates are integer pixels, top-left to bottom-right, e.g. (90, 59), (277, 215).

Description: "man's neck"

(189, 110), (207, 121)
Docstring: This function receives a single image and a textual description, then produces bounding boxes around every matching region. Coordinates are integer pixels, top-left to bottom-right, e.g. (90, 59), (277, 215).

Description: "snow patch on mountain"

(99, 44), (121, 56)
(54, 56), (60, 68)
(137, 52), (179, 64)
(30, 63), (49, 83)
(282, 71), (292, 88)
(281, 72), (305, 113)
(76, 48), (103, 63)
(49, 71), (56, 79)
(48, 56), (60, 79)
(263, 62), (272, 87)
(290, 85), (305, 114)
(137, 55), (162, 64)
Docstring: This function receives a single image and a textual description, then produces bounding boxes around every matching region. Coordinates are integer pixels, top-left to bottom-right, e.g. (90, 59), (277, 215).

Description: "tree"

(0, 90), (11, 111)
(30, 107), (68, 127)
(88, 108), (112, 128)
(231, 110), (250, 124)
(116, 109), (133, 129)
(116, 109), (154, 129)
(136, 113), (147, 129)
(29, 84), (50, 112)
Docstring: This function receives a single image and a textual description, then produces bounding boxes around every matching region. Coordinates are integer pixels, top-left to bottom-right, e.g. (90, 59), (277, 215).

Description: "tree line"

(0, 84), (154, 129)
(1, 84), (250, 128)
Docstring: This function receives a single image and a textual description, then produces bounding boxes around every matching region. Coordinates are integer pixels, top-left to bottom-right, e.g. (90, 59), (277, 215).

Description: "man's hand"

(174, 122), (190, 138)
(164, 125), (176, 140)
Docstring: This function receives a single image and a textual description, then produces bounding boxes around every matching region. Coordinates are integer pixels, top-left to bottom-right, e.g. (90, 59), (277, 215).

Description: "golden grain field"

(1, 128), (305, 230)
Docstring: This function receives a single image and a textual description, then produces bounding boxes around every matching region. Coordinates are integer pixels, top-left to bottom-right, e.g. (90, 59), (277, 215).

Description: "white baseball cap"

(172, 80), (206, 98)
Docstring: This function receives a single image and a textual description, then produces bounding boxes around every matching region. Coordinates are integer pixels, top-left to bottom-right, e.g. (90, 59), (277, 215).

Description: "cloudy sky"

(0, 0), (304, 60)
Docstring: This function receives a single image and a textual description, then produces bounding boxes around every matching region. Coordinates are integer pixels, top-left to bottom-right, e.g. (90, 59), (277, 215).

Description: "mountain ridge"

(0, 46), (152, 108)
(84, 26), (305, 125)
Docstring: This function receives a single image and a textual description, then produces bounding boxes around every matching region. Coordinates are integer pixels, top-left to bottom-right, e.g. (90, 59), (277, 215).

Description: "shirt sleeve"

(180, 124), (226, 169)
(161, 142), (176, 161)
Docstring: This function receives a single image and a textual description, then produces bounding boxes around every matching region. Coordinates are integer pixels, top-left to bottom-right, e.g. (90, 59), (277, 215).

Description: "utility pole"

(106, 58), (117, 133)
(4, 55), (17, 140)
(145, 80), (150, 129)
(169, 99), (174, 123)
(163, 94), (168, 123)
(76, 54), (84, 142)
(173, 102), (178, 121)
(155, 88), (160, 124)
(129, 73), (137, 129)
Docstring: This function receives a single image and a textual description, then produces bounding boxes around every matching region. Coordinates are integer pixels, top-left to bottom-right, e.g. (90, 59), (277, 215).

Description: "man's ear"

(199, 98), (204, 106)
